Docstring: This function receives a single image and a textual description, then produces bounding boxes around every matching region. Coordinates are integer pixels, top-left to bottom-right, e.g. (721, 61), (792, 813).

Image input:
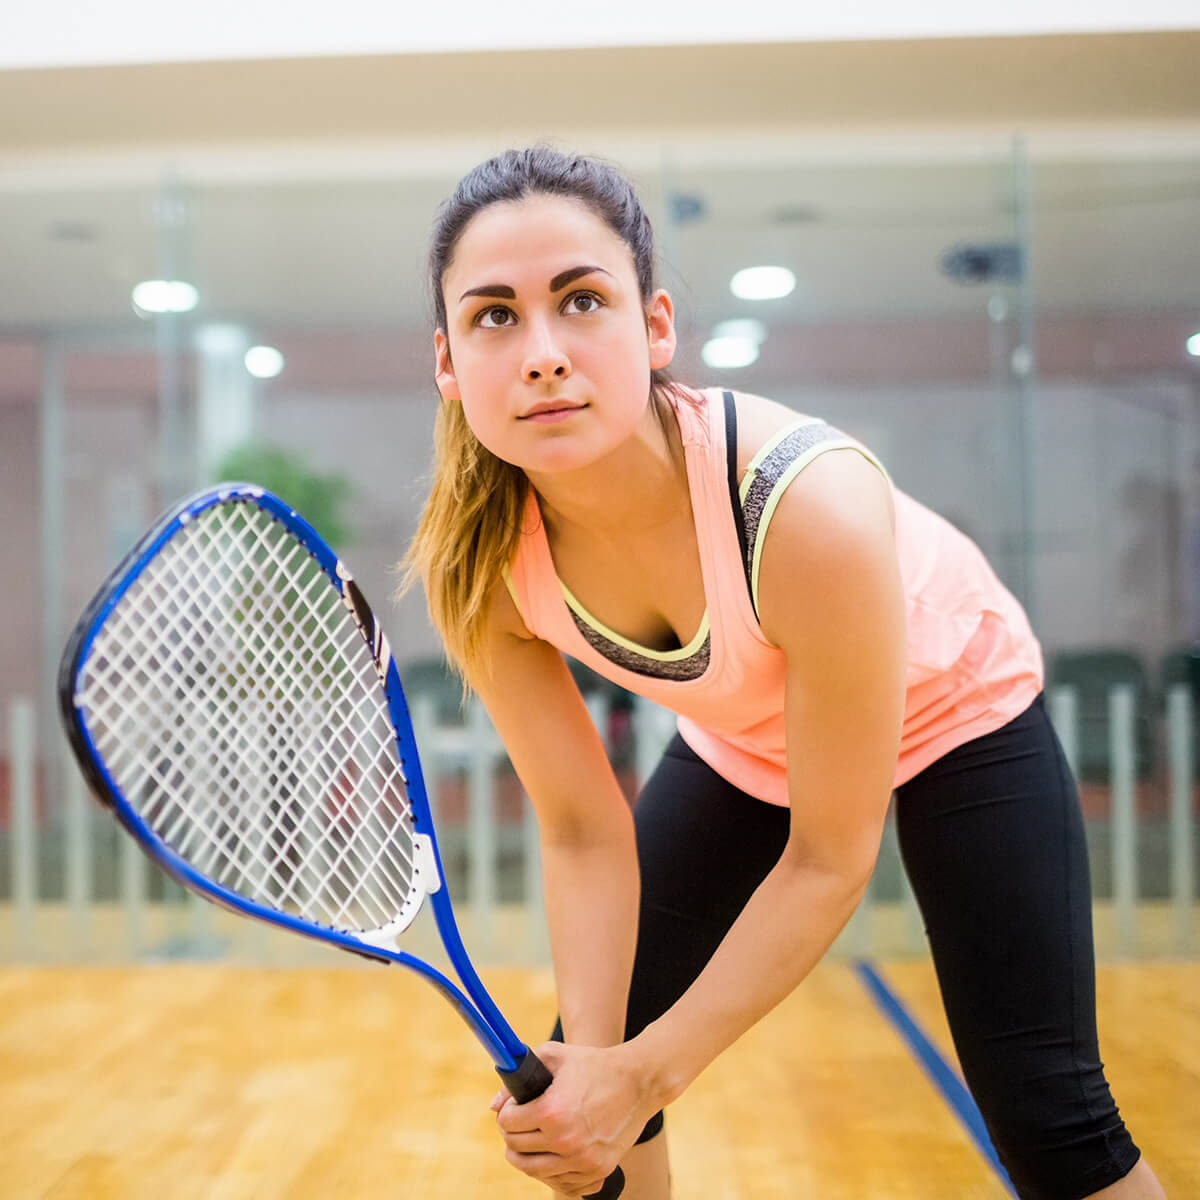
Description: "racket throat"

(355, 833), (442, 949)
(410, 831), (442, 896)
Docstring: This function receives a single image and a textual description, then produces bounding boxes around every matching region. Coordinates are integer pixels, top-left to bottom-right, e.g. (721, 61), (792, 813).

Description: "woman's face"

(435, 194), (676, 475)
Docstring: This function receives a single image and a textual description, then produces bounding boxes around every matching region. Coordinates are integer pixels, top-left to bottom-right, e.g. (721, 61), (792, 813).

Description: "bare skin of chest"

(547, 508), (705, 653)
(533, 392), (813, 654)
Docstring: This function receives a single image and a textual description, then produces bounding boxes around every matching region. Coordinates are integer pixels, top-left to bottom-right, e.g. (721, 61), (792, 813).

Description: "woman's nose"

(521, 319), (571, 382)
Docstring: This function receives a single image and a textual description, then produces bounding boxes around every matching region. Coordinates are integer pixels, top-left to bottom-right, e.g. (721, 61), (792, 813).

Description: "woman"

(404, 146), (1164, 1200)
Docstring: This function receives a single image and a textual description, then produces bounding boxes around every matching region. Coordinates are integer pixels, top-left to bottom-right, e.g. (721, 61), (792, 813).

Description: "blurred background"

(1, 4), (1198, 967)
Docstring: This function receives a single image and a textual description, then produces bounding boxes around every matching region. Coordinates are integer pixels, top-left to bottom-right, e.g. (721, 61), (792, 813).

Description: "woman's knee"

(961, 1054), (1139, 1199)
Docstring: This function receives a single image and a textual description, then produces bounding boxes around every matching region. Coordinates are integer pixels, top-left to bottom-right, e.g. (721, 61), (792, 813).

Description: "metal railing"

(2, 687), (1195, 965)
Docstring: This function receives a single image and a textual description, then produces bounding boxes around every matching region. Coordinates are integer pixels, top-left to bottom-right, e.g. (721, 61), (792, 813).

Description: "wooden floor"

(2, 961), (1196, 1199)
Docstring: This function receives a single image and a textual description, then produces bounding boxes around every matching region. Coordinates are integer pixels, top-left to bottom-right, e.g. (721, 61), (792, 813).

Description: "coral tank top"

(505, 387), (1044, 805)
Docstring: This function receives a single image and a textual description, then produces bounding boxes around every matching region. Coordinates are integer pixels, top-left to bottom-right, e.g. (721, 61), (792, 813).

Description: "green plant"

(214, 444), (353, 548)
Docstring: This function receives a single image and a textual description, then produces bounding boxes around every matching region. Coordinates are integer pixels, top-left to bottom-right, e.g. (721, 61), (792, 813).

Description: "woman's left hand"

(491, 1039), (655, 1196)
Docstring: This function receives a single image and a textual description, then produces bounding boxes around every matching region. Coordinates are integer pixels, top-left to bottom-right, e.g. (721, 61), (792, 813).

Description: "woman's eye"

(565, 291), (602, 314)
(476, 306), (515, 328)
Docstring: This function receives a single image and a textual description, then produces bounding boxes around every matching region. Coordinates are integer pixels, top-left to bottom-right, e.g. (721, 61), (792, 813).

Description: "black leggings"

(555, 693), (1141, 1199)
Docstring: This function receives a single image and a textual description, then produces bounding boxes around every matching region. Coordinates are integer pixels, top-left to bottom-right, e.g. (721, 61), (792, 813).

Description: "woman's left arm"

(629, 448), (908, 1107)
(496, 450), (908, 1192)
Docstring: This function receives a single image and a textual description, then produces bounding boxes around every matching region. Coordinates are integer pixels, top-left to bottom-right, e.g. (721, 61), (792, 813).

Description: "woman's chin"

(521, 447), (604, 478)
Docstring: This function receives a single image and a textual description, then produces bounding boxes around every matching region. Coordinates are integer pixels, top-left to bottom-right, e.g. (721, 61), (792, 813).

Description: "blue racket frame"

(58, 482), (528, 1072)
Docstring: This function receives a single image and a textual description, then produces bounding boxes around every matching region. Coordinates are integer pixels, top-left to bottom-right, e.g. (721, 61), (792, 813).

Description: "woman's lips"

(519, 402), (587, 423)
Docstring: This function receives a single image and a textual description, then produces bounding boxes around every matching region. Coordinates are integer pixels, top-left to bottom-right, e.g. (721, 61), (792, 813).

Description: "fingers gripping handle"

(496, 1050), (625, 1199)
(495, 1046), (555, 1104)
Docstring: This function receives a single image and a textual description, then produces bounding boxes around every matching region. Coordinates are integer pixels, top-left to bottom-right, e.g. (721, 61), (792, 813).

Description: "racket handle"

(496, 1047), (554, 1104)
(496, 1050), (625, 1198)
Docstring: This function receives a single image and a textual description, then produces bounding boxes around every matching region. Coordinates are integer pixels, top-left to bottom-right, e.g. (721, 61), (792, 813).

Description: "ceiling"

(2, 32), (1198, 152)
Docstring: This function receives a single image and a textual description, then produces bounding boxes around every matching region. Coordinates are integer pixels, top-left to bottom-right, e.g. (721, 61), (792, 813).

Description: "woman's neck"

(527, 397), (691, 544)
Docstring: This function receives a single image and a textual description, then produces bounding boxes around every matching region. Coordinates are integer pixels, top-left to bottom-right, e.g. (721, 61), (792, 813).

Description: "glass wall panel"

(0, 180), (165, 935)
(1, 140), (1197, 964)
(1029, 153), (1200, 954)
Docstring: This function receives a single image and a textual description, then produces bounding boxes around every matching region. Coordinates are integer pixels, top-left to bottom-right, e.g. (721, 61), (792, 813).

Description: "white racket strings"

(74, 501), (419, 936)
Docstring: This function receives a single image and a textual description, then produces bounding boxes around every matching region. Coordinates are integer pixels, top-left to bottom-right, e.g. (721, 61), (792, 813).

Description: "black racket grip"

(496, 1050), (625, 1199)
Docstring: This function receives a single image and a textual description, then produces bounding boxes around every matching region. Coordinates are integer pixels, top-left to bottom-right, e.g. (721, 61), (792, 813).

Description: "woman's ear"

(434, 329), (461, 402)
(646, 290), (677, 371)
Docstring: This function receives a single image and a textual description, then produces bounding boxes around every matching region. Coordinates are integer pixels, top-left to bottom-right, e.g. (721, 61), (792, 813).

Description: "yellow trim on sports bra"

(739, 417), (827, 486)
(741, 424), (891, 614)
(558, 578), (711, 662)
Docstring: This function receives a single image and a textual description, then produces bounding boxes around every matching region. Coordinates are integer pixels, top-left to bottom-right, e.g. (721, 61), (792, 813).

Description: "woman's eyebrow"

(459, 283), (515, 302)
(549, 264), (612, 293)
(458, 264), (613, 303)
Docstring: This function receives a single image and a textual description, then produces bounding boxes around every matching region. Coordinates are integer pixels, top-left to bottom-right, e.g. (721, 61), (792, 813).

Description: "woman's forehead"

(446, 195), (634, 284)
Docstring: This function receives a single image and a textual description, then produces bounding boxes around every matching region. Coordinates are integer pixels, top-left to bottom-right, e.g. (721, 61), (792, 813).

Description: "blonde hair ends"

(399, 393), (528, 685)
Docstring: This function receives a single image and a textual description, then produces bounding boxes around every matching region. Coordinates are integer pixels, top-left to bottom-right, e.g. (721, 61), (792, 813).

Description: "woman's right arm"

(466, 578), (640, 1051)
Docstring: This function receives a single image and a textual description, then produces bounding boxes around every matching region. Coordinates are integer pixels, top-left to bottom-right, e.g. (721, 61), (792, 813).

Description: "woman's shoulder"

(709, 387), (822, 479)
(716, 384), (896, 560)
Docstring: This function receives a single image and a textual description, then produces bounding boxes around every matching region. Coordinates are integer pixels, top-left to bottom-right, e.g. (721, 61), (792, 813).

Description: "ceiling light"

(1188, 332), (1200, 358)
(712, 318), (767, 345)
(702, 336), (759, 370)
(245, 346), (285, 379)
(730, 266), (795, 302)
(132, 279), (199, 315)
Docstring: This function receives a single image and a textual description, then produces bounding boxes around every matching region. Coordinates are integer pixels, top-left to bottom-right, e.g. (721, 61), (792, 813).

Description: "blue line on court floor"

(854, 959), (1017, 1197)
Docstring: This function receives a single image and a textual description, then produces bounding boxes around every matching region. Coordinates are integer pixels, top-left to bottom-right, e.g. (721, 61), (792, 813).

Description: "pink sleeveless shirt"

(506, 387), (1045, 805)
